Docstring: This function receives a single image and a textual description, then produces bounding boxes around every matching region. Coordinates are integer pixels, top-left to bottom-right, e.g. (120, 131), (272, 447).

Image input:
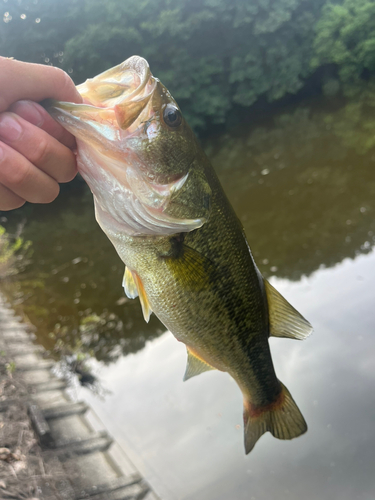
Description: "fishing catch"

(46, 56), (312, 454)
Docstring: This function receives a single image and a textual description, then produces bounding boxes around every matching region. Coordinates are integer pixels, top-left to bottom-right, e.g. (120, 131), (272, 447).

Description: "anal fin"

(183, 347), (216, 381)
(264, 279), (313, 340)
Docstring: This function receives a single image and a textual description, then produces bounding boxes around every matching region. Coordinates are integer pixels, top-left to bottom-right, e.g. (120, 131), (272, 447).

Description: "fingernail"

(10, 100), (44, 127)
(0, 115), (22, 141)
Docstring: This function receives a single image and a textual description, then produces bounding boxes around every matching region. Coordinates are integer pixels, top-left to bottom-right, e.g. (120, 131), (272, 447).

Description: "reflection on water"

(205, 107), (375, 280)
(2, 101), (375, 363)
(1, 98), (375, 497)
(1, 184), (165, 361)
(80, 251), (375, 500)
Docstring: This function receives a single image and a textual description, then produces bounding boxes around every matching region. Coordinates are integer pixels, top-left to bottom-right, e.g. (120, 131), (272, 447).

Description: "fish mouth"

(46, 56), (157, 147)
(45, 56), (208, 236)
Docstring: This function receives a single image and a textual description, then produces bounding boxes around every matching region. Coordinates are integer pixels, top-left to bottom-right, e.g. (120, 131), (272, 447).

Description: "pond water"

(1, 100), (375, 499)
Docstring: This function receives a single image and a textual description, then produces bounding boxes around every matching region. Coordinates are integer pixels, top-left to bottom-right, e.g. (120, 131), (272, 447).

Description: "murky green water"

(1, 99), (375, 499)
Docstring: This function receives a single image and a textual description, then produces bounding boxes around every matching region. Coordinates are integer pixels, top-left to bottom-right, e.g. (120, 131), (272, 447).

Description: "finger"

(0, 112), (77, 183)
(0, 141), (60, 204)
(0, 183), (25, 211)
(9, 100), (76, 150)
(0, 57), (82, 113)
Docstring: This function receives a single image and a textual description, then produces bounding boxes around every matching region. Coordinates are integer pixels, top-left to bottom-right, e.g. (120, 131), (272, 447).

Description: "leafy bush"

(3, 0), (375, 130)
(312, 0), (375, 96)
(311, 0), (375, 154)
(62, 0), (327, 129)
(0, 0), (326, 129)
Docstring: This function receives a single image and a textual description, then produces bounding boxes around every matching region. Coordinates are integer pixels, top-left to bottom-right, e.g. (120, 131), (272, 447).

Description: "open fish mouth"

(46, 56), (157, 147)
(45, 56), (210, 237)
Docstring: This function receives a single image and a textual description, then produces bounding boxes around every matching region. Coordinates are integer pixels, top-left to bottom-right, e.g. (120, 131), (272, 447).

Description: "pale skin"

(0, 57), (83, 211)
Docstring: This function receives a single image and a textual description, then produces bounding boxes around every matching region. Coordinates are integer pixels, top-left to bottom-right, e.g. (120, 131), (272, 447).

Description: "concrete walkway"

(0, 293), (159, 500)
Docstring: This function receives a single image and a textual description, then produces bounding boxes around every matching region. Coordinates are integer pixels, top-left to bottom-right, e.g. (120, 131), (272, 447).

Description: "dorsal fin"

(123, 267), (152, 322)
(183, 347), (215, 381)
(264, 279), (312, 340)
(123, 266), (138, 299)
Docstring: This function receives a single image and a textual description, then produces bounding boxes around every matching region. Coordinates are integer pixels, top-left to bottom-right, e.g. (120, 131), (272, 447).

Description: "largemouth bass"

(46, 56), (312, 454)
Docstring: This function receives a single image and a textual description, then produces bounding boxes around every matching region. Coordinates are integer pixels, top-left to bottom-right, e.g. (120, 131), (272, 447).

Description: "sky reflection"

(2, 101), (375, 366)
(1, 97), (375, 498)
(79, 250), (375, 500)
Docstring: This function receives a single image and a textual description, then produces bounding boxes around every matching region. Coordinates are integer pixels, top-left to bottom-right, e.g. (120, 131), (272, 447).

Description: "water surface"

(1, 100), (375, 499)
(81, 256), (375, 500)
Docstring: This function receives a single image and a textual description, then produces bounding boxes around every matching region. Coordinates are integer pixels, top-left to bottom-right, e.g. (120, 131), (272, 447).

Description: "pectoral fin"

(264, 279), (312, 340)
(123, 267), (152, 322)
(183, 347), (216, 381)
(123, 266), (138, 299)
(164, 244), (215, 292)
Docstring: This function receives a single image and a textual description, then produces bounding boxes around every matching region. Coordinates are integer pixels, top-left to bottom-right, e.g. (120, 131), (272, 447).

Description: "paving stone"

(0, 292), (153, 500)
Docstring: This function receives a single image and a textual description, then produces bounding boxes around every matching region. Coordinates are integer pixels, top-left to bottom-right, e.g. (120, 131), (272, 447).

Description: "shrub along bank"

(1, 0), (375, 130)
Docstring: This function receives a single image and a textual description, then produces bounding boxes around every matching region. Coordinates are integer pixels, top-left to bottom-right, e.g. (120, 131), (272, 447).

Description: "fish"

(45, 56), (312, 454)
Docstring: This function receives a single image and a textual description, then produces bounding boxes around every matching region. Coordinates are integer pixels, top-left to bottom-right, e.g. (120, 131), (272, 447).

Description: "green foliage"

(6, 361), (16, 374)
(0, 183), (163, 363)
(61, 0), (327, 129)
(3, 0), (375, 130)
(0, 0), (325, 130)
(205, 105), (375, 280)
(312, 0), (375, 96)
(0, 226), (31, 279)
(324, 82), (375, 154)
(312, 1), (375, 154)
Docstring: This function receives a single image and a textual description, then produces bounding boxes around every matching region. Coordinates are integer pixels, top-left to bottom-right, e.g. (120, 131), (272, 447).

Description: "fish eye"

(163, 104), (182, 128)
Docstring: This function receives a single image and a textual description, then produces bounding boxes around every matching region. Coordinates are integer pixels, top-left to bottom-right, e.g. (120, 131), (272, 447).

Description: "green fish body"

(47, 56), (312, 453)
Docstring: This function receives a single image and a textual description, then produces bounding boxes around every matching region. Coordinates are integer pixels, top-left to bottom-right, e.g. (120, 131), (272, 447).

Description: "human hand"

(0, 57), (82, 210)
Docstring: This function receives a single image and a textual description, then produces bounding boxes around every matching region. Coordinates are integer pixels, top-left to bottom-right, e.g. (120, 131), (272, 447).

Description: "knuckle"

(33, 137), (50, 164)
(8, 162), (31, 188)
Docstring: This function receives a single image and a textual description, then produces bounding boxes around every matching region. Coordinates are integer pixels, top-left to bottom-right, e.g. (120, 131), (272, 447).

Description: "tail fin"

(243, 382), (307, 454)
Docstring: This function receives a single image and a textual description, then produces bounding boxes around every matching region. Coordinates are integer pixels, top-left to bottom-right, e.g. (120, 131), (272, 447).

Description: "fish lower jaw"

(94, 197), (205, 241)
(79, 166), (205, 238)
(76, 142), (206, 237)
